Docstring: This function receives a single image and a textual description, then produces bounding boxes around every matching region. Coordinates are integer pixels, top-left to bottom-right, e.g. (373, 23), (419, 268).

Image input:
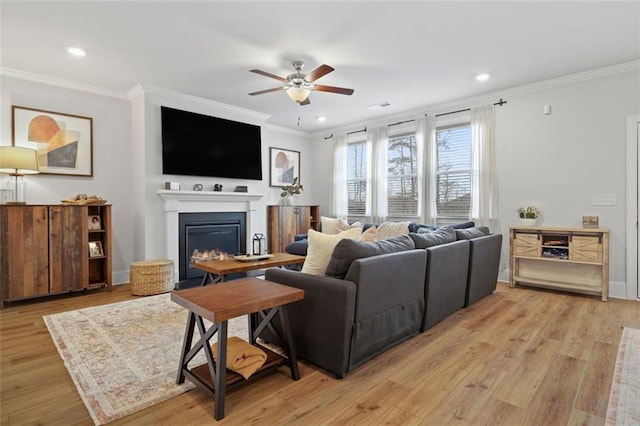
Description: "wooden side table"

(171, 277), (304, 420)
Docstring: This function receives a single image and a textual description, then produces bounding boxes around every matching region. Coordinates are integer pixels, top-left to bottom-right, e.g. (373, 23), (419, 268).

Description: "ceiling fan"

(249, 61), (354, 105)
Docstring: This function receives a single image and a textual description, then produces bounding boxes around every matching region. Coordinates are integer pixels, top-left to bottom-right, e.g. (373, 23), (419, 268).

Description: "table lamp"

(0, 146), (40, 204)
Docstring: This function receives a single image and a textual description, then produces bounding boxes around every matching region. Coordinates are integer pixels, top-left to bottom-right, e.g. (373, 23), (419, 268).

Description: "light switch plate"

(592, 194), (616, 206)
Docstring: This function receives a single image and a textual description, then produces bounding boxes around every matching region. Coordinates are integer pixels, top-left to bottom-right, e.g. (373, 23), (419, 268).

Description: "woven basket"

(130, 259), (175, 296)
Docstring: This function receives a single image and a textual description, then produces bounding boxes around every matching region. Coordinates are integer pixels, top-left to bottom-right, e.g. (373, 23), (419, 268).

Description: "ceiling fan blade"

(304, 64), (334, 82)
(249, 69), (288, 83)
(248, 87), (285, 96)
(313, 85), (354, 95)
(300, 97), (311, 106)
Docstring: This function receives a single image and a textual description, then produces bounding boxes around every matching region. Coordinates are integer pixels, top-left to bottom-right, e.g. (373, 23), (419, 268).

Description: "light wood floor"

(1, 283), (638, 425)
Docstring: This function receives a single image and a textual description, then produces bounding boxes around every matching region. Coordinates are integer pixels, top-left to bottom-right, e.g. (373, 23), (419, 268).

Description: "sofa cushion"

(376, 221), (410, 240)
(285, 240), (309, 256)
(301, 227), (362, 275)
(409, 226), (456, 248)
(408, 223), (438, 233)
(452, 221), (475, 229)
(325, 235), (415, 279)
(455, 226), (490, 240)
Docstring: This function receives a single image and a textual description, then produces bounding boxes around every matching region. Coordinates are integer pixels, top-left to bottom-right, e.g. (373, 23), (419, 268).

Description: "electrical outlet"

(592, 194), (617, 206)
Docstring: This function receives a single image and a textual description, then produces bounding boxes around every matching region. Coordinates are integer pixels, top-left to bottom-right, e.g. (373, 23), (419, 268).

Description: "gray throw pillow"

(455, 226), (490, 240)
(409, 226), (456, 249)
(325, 235), (415, 279)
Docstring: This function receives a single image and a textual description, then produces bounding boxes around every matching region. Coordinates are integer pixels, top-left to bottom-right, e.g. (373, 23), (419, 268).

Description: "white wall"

(0, 76), (134, 284)
(309, 67), (640, 299)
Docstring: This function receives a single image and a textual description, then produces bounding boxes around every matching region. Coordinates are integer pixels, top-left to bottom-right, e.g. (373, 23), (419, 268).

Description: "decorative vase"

(281, 195), (294, 206)
(519, 218), (537, 227)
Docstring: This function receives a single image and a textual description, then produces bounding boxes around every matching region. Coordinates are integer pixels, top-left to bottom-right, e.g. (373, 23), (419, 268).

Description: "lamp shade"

(0, 146), (40, 175)
(286, 86), (311, 102)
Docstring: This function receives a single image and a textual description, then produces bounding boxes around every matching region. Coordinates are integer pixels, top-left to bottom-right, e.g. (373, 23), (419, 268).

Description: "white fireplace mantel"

(157, 190), (264, 281)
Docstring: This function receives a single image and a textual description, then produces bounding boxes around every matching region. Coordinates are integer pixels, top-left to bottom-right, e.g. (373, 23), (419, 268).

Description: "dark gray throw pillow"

(409, 226), (456, 249)
(324, 235), (415, 279)
(455, 226), (490, 240)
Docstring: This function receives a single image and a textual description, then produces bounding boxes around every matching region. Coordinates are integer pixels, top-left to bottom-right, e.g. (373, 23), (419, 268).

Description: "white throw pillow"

(334, 218), (363, 233)
(320, 216), (342, 234)
(376, 221), (410, 240)
(301, 227), (362, 275)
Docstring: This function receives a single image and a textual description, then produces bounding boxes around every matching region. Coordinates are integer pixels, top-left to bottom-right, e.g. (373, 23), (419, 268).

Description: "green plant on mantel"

(281, 177), (303, 197)
(518, 205), (540, 219)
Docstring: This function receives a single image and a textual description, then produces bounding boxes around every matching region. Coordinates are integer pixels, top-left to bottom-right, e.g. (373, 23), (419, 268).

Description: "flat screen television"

(161, 106), (263, 180)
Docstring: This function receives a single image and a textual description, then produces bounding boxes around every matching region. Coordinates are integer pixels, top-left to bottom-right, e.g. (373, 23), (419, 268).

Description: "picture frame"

(88, 215), (102, 230)
(269, 147), (300, 187)
(582, 216), (599, 229)
(12, 105), (93, 177)
(89, 241), (104, 258)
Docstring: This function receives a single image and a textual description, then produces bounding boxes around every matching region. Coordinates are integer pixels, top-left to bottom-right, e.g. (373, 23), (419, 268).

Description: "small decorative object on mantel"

(214, 184), (224, 192)
(233, 185), (247, 192)
(61, 193), (107, 205)
(582, 216), (599, 229)
(518, 205), (540, 226)
(193, 183), (203, 191)
(164, 182), (180, 190)
(280, 177), (303, 205)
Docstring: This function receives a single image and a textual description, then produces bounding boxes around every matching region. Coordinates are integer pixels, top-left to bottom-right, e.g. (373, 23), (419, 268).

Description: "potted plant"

(518, 205), (540, 226)
(280, 177), (303, 205)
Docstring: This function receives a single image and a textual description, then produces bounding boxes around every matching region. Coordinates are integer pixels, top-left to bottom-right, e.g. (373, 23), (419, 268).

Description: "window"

(347, 141), (368, 216)
(436, 124), (471, 218)
(387, 134), (419, 216)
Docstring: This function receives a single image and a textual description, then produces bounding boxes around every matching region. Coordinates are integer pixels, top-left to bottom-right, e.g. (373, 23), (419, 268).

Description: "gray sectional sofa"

(265, 225), (503, 379)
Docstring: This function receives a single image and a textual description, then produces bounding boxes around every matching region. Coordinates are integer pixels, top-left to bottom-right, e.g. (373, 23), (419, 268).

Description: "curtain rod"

(323, 126), (367, 140)
(323, 98), (507, 139)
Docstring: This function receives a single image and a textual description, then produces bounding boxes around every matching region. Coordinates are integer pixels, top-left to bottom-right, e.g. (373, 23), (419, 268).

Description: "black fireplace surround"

(178, 212), (246, 282)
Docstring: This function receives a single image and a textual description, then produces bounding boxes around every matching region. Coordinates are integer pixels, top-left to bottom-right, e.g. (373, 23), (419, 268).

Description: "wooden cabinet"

(0, 204), (112, 307)
(267, 205), (320, 254)
(509, 226), (609, 301)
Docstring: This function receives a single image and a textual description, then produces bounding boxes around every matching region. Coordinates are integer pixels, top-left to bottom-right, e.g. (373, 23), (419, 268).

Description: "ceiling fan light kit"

(249, 60), (354, 105)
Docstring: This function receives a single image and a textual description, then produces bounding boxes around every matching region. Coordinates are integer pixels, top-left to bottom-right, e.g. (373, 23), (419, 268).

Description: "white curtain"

(331, 133), (349, 218)
(470, 104), (498, 229)
(417, 115), (437, 225)
(368, 125), (388, 223)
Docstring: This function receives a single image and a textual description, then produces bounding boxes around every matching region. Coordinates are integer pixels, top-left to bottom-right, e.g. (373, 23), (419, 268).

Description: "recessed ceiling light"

(66, 46), (87, 57)
(475, 73), (491, 82)
(316, 116), (327, 122)
(368, 102), (392, 110)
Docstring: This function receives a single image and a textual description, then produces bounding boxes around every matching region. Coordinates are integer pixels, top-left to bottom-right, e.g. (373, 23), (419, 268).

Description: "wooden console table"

(194, 252), (305, 284)
(171, 277), (304, 420)
(510, 226), (609, 301)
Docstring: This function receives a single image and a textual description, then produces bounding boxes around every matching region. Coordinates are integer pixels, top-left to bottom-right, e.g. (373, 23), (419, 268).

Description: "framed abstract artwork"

(269, 147), (300, 187)
(12, 106), (93, 176)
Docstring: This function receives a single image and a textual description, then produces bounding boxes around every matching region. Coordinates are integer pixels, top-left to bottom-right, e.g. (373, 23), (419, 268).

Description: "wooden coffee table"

(172, 277), (304, 420)
(194, 252), (305, 285)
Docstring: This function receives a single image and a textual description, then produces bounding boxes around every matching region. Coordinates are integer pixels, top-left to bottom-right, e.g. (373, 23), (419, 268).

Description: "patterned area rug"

(606, 327), (640, 425)
(44, 293), (248, 425)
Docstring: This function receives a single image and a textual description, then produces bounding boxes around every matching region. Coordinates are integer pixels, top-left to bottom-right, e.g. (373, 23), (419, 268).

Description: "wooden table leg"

(278, 306), (300, 380)
(213, 321), (228, 420)
(176, 312), (196, 384)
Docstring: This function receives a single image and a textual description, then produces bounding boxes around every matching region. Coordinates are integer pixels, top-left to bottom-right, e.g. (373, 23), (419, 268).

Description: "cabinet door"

(570, 235), (602, 262)
(514, 233), (539, 257)
(278, 206), (301, 252)
(49, 206), (88, 292)
(1, 206), (49, 300)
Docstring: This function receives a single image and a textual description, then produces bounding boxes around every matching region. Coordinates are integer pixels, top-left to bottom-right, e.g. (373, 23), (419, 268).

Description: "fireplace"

(178, 212), (246, 281)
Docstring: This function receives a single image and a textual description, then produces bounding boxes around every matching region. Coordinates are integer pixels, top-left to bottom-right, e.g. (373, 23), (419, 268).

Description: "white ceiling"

(1, 1), (639, 133)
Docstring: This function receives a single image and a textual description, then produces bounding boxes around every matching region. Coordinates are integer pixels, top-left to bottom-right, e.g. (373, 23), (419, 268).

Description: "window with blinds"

(436, 124), (471, 218)
(387, 134), (419, 216)
(347, 141), (368, 216)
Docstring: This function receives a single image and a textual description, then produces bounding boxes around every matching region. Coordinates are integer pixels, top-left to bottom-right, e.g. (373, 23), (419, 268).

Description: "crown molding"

(128, 84), (271, 124)
(0, 67), (130, 100)
(312, 60), (640, 140)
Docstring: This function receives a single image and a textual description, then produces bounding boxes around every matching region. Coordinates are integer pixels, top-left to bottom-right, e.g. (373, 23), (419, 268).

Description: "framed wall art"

(269, 147), (300, 187)
(12, 106), (93, 176)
